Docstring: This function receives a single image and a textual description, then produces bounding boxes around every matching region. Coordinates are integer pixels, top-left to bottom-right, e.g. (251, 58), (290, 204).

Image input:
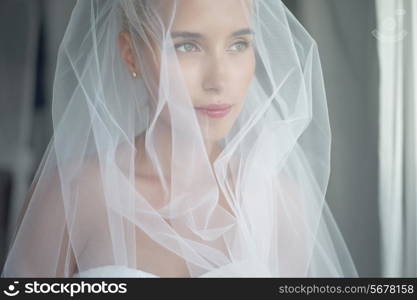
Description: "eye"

(175, 42), (199, 53)
(228, 41), (250, 52)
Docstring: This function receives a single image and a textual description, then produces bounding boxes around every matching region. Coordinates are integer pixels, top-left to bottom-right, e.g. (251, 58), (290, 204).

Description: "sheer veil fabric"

(1, 0), (358, 277)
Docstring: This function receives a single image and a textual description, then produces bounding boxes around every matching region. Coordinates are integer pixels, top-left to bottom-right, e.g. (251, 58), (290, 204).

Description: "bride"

(1, 0), (358, 278)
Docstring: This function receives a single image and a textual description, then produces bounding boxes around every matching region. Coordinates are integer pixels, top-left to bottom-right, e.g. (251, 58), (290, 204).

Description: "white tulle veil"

(1, 0), (358, 277)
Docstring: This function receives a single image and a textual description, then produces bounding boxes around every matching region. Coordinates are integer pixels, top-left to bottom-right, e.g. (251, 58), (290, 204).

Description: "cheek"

(231, 53), (256, 100)
(172, 60), (202, 106)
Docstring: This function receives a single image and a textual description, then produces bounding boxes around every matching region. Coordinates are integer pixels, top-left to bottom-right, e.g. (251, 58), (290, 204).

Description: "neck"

(135, 123), (222, 180)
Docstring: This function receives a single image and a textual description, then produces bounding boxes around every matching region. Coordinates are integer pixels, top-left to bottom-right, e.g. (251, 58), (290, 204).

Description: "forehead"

(160, 0), (253, 35)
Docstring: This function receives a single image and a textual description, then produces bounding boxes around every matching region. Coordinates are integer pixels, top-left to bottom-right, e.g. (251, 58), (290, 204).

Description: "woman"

(1, 0), (358, 277)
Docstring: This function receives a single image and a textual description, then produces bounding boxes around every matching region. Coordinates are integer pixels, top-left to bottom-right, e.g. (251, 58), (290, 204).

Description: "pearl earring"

(132, 72), (137, 78)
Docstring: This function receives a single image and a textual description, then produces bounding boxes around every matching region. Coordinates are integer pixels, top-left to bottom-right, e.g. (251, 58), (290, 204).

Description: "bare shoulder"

(272, 171), (305, 211)
(273, 172), (301, 198)
(76, 155), (107, 190)
(70, 155), (111, 233)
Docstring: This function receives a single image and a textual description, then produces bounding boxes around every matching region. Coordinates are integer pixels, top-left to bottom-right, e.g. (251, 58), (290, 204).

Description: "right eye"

(175, 42), (199, 53)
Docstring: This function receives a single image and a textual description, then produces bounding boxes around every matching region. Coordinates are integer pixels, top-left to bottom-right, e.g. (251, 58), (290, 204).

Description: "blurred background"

(0, 0), (415, 277)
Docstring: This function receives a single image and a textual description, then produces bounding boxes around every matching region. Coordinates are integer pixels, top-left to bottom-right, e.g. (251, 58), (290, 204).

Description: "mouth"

(194, 104), (233, 119)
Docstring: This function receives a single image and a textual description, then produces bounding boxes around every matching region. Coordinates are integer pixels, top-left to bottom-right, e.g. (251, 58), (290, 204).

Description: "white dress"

(73, 265), (159, 278)
(72, 258), (273, 278)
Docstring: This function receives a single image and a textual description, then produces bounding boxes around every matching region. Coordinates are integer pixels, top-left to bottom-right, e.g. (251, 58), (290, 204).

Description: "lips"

(194, 104), (233, 118)
(195, 104), (232, 110)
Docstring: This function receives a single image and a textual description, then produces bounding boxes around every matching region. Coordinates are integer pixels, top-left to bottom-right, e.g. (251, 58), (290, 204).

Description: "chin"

(197, 109), (240, 142)
(200, 123), (234, 142)
(204, 133), (227, 143)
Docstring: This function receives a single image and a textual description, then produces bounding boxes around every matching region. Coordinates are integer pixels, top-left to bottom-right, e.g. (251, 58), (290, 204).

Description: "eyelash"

(174, 40), (251, 53)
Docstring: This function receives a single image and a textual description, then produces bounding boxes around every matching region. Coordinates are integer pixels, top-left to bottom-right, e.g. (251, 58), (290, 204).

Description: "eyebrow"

(170, 28), (254, 39)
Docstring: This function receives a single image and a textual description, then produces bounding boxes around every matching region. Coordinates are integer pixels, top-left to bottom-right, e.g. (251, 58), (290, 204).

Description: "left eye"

(229, 41), (249, 52)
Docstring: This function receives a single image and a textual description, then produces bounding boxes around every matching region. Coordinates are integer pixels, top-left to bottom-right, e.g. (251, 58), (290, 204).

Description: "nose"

(202, 52), (228, 94)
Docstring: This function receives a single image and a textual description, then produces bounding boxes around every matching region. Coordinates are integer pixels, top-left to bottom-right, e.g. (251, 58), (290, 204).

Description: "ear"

(118, 32), (140, 78)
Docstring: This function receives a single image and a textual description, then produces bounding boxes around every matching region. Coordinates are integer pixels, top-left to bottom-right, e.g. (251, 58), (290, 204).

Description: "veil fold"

(1, 0), (358, 277)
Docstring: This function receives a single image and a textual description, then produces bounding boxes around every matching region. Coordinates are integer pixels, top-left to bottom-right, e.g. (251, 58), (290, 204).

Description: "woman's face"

(122, 0), (256, 142)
